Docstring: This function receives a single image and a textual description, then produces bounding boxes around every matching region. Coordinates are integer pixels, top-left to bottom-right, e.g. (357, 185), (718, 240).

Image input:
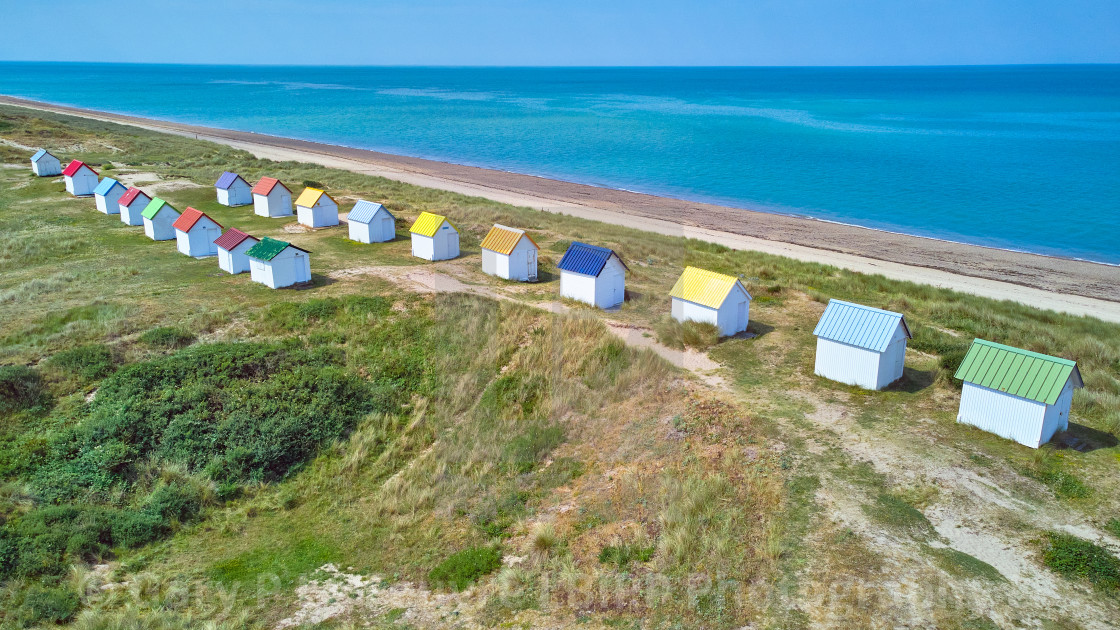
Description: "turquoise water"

(2, 63), (1118, 264)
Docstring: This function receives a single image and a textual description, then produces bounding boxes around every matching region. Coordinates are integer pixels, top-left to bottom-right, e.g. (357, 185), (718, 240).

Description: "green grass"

(598, 541), (656, 570)
(861, 493), (935, 539)
(427, 546), (502, 591)
(926, 546), (1006, 582)
(208, 537), (340, 589)
(1039, 532), (1120, 591)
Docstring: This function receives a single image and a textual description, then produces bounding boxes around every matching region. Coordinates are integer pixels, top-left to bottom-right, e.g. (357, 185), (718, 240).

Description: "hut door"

(527, 249), (537, 281)
(737, 301), (747, 331)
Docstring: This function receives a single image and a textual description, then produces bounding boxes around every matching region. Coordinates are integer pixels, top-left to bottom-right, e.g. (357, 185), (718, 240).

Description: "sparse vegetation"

(1040, 532), (1120, 591)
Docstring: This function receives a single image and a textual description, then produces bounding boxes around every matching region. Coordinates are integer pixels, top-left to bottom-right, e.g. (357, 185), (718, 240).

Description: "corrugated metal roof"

(480, 224), (538, 255)
(215, 171), (244, 190)
(251, 176), (288, 195)
(214, 228), (257, 251)
(669, 267), (750, 309)
(31, 149), (48, 162)
(296, 187), (335, 208)
(954, 339), (1083, 405)
(348, 200), (393, 224)
(119, 187), (149, 207)
(172, 207), (221, 232)
(141, 197), (172, 220)
(812, 299), (911, 353)
(62, 160), (96, 177)
(410, 211), (455, 237)
(556, 241), (625, 277)
(246, 237), (308, 262)
(93, 178), (123, 196)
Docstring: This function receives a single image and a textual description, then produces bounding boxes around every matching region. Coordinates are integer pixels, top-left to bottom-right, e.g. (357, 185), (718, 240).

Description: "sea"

(1, 63), (1118, 264)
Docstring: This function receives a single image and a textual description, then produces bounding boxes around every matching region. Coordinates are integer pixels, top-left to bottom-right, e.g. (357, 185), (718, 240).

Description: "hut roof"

(246, 237), (308, 262)
(556, 241), (627, 277)
(669, 267), (750, 309)
(215, 171), (246, 190)
(93, 178), (124, 196)
(141, 197), (172, 220)
(954, 339), (1083, 405)
(347, 200), (393, 224)
(119, 187), (149, 206)
(62, 160), (97, 177)
(172, 207), (221, 232)
(31, 149), (53, 162)
(480, 224), (538, 255)
(214, 228), (257, 251)
(409, 211), (456, 237)
(812, 299), (911, 353)
(251, 177), (289, 196)
(295, 187), (335, 208)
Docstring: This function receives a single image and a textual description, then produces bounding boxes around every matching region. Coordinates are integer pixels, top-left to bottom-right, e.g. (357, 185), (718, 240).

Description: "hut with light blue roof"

(30, 149), (62, 176)
(93, 178), (128, 215)
(812, 299), (911, 390)
(557, 242), (627, 309)
(215, 171), (252, 207)
(347, 200), (395, 243)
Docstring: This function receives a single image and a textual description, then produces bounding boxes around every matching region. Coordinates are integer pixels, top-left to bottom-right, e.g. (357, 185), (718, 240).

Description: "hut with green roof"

(954, 339), (1083, 448)
(246, 237), (311, 289)
(141, 197), (181, 241)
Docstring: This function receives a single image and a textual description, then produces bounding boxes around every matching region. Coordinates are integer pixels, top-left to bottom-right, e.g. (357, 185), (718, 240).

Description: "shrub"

(45, 344), (116, 382)
(302, 180), (324, 189)
(0, 365), (45, 414)
(428, 546), (502, 591)
(17, 584), (80, 625)
(1040, 532), (1120, 590)
(144, 481), (203, 523)
(654, 316), (722, 351)
(138, 326), (195, 350)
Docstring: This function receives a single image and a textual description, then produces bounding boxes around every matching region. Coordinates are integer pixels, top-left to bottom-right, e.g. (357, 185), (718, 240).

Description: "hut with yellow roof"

(409, 212), (459, 261)
(668, 267), (752, 336)
(480, 224), (538, 281)
(295, 187), (339, 228)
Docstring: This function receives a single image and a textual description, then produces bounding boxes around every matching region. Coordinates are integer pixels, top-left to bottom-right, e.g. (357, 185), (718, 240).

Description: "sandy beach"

(2, 94), (1117, 322)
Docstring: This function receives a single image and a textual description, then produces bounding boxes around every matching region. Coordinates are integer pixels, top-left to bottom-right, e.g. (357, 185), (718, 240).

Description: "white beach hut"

(141, 197), (181, 241)
(409, 212), (460, 261)
(118, 187), (151, 226)
(295, 188), (339, 228)
(251, 177), (293, 218)
(62, 160), (99, 196)
(30, 149), (62, 176)
(173, 207), (223, 257)
(93, 177), (128, 215)
(669, 267), (752, 336)
(246, 237), (312, 289)
(214, 228), (259, 275)
(215, 171), (252, 207)
(347, 200), (396, 243)
(812, 299), (912, 390)
(480, 224), (538, 281)
(557, 241), (628, 309)
(954, 339), (1083, 448)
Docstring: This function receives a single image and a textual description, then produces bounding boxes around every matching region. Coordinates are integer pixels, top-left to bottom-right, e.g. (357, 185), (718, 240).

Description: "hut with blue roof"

(93, 177), (128, 215)
(30, 149), (62, 176)
(347, 200), (395, 243)
(215, 171), (252, 207)
(557, 241), (627, 309)
(812, 299), (912, 390)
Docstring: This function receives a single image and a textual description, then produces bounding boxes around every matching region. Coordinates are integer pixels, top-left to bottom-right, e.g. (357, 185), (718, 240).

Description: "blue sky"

(5, 0), (1119, 66)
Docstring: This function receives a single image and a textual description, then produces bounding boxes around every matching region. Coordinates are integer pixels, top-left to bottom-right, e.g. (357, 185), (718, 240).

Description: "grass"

(1039, 532), (1120, 591)
(861, 493), (935, 539)
(427, 546), (502, 591)
(926, 546), (1006, 582)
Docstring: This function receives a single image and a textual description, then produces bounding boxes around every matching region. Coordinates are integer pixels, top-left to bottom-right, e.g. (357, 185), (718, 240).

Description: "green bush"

(138, 326), (195, 350)
(0, 365), (45, 414)
(598, 542), (655, 570)
(45, 344), (116, 382)
(1040, 532), (1120, 590)
(17, 584), (80, 625)
(144, 481), (203, 523)
(428, 546), (502, 591)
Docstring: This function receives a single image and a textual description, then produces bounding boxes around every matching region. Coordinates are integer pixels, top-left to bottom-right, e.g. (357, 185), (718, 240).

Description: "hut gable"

(670, 267), (750, 309)
(481, 224), (538, 255)
(215, 171), (247, 190)
(813, 300), (911, 353)
(214, 228), (256, 252)
(62, 160), (97, 178)
(409, 211), (454, 237)
(954, 340), (1082, 406)
(119, 187), (147, 207)
(348, 201), (393, 224)
(172, 207), (222, 233)
(296, 187), (334, 208)
(93, 178), (124, 197)
(557, 242), (627, 277)
(246, 237), (308, 262)
(141, 197), (172, 220)
(252, 177), (289, 195)
(31, 149), (56, 163)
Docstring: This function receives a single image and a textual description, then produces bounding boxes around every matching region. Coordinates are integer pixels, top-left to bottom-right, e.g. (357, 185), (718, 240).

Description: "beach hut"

(480, 224), (538, 281)
(251, 177), (293, 218)
(173, 207), (223, 257)
(92, 177), (128, 215)
(30, 149), (62, 176)
(246, 237), (312, 289)
(812, 299), (912, 390)
(347, 200), (395, 243)
(669, 267), (752, 336)
(118, 187), (151, 226)
(409, 212), (459, 261)
(214, 228), (260, 275)
(557, 241), (628, 309)
(295, 188), (339, 228)
(141, 197), (181, 241)
(62, 160), (99, 196)
(215, 171), (252, 207)
(953, 339), (1083, 448)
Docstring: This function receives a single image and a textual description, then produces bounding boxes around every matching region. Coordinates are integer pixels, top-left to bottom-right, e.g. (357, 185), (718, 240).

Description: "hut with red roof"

(173, 208), (223, 257)
(118, 187), (151, 226)
(215, 228), (260, 275)
(251, 177), (293, 218)
(62, 160), (99, 196)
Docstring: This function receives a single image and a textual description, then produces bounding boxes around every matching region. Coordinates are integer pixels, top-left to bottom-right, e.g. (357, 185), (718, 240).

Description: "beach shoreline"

(2, 94), (1117, 322)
